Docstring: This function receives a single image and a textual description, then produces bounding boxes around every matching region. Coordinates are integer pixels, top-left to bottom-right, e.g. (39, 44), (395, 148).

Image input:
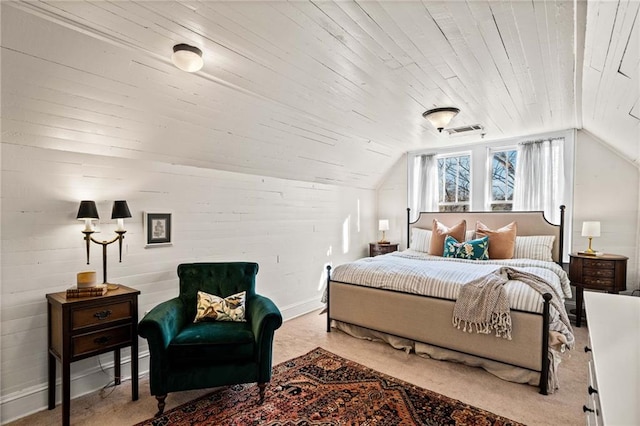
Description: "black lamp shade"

(76, 200), (99, 220)
(111, 200), (132, 219)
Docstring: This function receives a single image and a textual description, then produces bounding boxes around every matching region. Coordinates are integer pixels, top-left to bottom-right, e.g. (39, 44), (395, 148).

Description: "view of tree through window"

(490, 149), (517, 211)
(437, 154), (470, 212)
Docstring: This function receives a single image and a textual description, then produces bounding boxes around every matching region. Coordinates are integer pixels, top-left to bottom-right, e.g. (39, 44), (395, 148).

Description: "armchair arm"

(138, 297), (187, 352)
(248, 295), (283, 382)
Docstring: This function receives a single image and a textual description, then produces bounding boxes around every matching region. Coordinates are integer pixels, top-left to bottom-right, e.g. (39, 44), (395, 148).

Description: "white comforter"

(331, 249), (572, 314)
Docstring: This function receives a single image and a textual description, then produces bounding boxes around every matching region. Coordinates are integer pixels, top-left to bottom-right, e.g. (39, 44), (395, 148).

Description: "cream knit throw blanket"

(453, 266), (571, 340)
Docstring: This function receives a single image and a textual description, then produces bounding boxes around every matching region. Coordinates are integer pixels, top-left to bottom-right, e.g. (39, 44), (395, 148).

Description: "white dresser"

(584, 292), (639, 425)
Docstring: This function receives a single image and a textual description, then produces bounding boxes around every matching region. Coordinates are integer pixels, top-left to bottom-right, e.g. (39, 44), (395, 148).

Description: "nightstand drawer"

(583, 277), (614, 287)
(583, 259), (615, 269)
(583, 268), (614, 278)
(72, 325), (131, 358)
(71, 301), (133, 330)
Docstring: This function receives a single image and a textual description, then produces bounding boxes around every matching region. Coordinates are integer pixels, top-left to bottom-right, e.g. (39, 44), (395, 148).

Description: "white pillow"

(465, 230), (476, 241)
(513, 236), (555, 262)
(411, 228), (431, 252)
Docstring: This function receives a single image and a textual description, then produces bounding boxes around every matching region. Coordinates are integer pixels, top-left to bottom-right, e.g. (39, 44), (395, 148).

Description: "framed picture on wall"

(144, 212), (172, 247)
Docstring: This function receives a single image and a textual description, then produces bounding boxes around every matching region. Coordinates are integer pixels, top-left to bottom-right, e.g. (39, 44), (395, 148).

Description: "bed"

(325, 206), (574, 395)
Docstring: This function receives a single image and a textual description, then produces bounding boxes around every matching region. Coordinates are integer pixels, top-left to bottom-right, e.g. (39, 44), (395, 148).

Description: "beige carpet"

(9, 309), (589, 426)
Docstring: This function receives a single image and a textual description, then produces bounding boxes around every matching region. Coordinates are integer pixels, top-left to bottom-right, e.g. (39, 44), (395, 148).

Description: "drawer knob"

(588, 386), (598, 395)
(584, 346), (592, 353)
(94, 310), (112, 320)
(583, 405), (595, 413)
(93, 336), (111, 345)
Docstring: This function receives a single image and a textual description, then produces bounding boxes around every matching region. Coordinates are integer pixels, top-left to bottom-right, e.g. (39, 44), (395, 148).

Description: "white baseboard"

(280, 297), (323, 320)
(0, 298), (321, 424)
(0, 352), (150, 425)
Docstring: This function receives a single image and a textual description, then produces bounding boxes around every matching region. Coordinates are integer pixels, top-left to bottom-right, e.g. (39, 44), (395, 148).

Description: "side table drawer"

(72, 325), (132, 358)
(583, 259), (614, 269)
(583, 277), (614, 288)
(583, 268), (614, 278)
(72, 300), (133, 330)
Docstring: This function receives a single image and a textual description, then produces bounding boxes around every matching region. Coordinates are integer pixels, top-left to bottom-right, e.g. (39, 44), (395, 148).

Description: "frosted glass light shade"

(172, 44), (204, 72)
(378, 219), (390, 231)
(581, 221), (601, 237)
(422, 107), (460, 132)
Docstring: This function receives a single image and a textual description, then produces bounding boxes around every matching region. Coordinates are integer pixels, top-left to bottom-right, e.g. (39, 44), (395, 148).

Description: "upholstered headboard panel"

(407, 206), (565, 263)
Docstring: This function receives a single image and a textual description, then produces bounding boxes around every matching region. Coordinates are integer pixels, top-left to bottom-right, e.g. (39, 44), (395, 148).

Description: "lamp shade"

(171, 43), (204, 72)
(76, 200), (99, 220)
(422, 107), (460, 132)
(378, 219), (390, 231)
(581, 221), (601, 237)
(111, 201), (132, 219)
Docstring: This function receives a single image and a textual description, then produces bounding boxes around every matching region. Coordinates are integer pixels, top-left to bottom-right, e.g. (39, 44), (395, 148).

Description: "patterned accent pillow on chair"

(194, 290), (246, 322)
(443, 235), (489, 260)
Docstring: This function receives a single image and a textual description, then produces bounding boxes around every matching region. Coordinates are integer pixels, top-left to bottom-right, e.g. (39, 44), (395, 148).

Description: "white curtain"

(513, 138), (565, 223)
(409, 154), (439, 221)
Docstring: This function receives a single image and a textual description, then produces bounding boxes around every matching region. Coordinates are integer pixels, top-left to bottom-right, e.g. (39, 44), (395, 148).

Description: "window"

(437, 154), (470, 212)
(490, 149), (517, 211)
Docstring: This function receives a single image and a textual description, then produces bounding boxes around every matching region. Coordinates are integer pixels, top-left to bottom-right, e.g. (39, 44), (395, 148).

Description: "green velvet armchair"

(138, 262), (282, 416)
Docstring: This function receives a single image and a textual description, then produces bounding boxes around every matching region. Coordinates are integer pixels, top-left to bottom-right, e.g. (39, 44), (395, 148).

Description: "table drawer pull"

(94, 336), (111, 345)
(94, 310), (112, 320)
(588, 386), (598, 395)
(583, 405), (595, 413)
(584, 346), (592, 353)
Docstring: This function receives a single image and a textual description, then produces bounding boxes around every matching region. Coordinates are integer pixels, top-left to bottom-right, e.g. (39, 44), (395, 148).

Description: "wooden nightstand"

(47, 285), (140, 426)
(369, 242), (399, 257)
(568, 253), (627, 327)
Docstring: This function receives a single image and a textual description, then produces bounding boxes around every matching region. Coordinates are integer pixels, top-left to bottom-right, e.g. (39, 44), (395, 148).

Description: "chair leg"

(155, 394), (167, 417)
(258, 383), (267, 404)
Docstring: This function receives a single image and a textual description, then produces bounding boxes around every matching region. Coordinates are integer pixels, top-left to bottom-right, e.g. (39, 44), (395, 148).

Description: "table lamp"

(581, 221), (600, 255)
(378, 219), (389, 244)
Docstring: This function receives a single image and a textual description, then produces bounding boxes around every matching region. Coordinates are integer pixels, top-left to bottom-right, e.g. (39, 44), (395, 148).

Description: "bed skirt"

(332, 319), (564, 393)
(328, 280), (566, 393)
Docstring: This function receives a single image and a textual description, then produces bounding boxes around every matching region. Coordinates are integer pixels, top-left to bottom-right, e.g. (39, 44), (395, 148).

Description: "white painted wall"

(0, 144), (376, 422)
(573, 130), (639, 290)
(377, 130), (639, 291)
(376, 154), (408, 248)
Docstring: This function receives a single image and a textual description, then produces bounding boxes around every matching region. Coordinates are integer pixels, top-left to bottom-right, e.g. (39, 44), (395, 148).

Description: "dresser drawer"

(585, 361), (602, 426)
(583, 268), (614, 278)
(71, 300), (133, 330)
(583, 259), (615, 269)
(72, 325), (132, 358)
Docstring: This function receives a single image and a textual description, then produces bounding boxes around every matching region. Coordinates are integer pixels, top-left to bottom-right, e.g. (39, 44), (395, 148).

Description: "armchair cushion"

(168, 321), (255, 366)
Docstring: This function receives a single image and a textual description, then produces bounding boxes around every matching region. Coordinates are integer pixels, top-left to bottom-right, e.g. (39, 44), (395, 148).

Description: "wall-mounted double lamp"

(76, 200), (131, 285)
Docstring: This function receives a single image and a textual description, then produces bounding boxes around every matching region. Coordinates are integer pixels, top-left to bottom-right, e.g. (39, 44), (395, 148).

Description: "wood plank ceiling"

(1, 1), (638, 189)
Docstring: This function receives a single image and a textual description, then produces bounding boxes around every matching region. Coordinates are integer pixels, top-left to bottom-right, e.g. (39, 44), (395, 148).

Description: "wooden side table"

(568, 253), (627, 327)
(369, 242), (399, 257)
(47, 285), (140, 426)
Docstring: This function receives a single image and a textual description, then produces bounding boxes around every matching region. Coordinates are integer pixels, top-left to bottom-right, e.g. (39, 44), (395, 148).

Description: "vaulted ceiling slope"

(1, 1), (637, 190)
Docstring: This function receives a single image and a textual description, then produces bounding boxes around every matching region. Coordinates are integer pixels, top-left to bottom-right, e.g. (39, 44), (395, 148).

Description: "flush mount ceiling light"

(171, 43), (204, 72)
(422, 107), (460, 132)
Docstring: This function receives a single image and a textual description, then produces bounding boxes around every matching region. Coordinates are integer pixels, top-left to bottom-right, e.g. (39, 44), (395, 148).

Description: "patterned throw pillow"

(443, 235), (489, 260)
(513, 235), (555, 261)
(194, 290), (246, 323)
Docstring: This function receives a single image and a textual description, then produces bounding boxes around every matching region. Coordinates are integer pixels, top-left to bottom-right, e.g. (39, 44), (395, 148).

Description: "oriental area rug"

(135, 347), (523, 426)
